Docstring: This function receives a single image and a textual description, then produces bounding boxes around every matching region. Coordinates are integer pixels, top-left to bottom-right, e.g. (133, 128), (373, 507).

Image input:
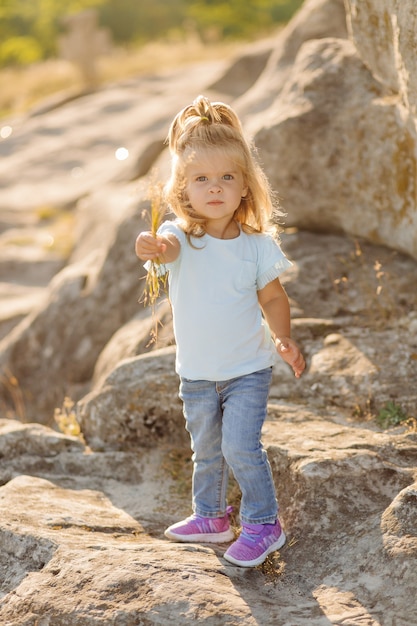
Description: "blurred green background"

(0, 0), (303, 67)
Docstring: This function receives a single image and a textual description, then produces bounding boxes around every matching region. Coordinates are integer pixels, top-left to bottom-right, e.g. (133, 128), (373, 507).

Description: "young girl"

(135, 95), (305, 568)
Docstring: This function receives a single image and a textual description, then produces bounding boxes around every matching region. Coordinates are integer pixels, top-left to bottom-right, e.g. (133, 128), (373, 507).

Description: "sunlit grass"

(0, 368), (26, 421)
(54, 396), (84, 441)
(140, 174), (169, 345)
(0, 60), (80, 118)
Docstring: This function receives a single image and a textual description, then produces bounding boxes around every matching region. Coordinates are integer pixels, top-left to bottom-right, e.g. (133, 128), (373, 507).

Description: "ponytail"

(167, 95), (244, 154)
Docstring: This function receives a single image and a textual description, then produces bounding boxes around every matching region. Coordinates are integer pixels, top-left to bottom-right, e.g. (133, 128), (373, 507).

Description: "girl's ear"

(241, 186), (248, 198)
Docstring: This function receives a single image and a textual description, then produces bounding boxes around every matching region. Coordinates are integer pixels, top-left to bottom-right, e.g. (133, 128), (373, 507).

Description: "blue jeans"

(179, 367), (278, 525)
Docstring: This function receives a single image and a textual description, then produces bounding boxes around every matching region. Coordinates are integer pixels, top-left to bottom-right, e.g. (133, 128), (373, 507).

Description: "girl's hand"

(135, 231), (167, 261)
(275, 337), (305, 379)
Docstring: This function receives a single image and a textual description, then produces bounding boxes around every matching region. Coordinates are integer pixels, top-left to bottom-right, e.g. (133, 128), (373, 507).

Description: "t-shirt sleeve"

(143, 220), (184, 275)
(256, 234), (293, 290)
(157, 220), (186, 248)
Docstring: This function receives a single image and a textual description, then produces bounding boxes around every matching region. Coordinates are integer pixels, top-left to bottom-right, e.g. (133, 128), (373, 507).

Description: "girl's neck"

(205, 219), (240, 240)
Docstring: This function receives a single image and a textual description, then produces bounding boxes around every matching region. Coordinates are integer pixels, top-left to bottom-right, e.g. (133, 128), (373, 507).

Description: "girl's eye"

(196, 176), (207, 182)
(223, 174), (233, 180)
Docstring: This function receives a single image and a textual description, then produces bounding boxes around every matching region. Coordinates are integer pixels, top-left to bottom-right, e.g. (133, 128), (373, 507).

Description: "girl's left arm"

(258, 278), (305, 378)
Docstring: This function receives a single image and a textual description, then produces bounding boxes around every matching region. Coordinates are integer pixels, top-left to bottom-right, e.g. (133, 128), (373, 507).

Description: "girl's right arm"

(135, 231), (180, 263)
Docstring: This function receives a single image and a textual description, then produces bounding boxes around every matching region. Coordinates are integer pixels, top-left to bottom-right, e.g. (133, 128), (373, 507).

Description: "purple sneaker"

(164, 509), (234, 543)
(223, 519), (286, 567)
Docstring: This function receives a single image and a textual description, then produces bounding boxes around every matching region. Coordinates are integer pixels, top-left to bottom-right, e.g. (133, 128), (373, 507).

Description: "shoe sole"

(164, 528), (235, 543)
(223, 531), (286, 567)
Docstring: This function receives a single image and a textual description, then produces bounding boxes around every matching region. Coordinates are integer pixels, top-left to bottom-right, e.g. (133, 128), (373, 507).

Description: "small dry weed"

(0, 368), (26, 420)
(331, 239), (397, 327)
(161, 446), (192, 497)
(258, 536), (297, 582)
(54, 396), (84, 441)
(259, 553), (286, 582)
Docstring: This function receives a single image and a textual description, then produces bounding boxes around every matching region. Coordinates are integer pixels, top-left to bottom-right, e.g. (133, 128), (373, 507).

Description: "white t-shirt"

(157, 220), (292, 381)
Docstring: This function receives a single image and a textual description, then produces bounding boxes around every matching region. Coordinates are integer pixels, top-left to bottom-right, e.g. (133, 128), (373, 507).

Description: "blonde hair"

(164, 95), (282, 241)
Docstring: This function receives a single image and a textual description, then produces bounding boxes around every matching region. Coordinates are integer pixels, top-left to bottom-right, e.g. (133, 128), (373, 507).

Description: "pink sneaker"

(223, 519), (286, 567)
(164, 509), (234, 543)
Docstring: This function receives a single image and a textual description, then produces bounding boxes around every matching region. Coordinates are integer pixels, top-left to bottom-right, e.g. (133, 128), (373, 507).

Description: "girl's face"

(184, 148), (248, 238)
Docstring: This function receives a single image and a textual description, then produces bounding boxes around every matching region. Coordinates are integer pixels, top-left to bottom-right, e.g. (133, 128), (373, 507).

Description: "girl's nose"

(209, 181), (222, 192)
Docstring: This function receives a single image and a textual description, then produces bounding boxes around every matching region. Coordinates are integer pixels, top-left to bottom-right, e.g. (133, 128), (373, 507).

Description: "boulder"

(92, 298), (174, 386)
(0, 189), (148, 424)
(208, 37), (275, 98)
(381, 483), (417, 557)
(252, 37), (417, 260)
(236, 0), (348, 118)
(77, 346), (185, 451)
(346, 0), (417, 115)
(0, 408), (416, 625)
(265, 405), (416, 533)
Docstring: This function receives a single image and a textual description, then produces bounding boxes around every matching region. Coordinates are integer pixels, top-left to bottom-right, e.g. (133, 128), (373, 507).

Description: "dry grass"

(54, 396), (85, 441)
(330, 238), (399, 328)
(140, 177), (169, 309)
(139, 177), (170, 346)
(0, 37), (248, 120)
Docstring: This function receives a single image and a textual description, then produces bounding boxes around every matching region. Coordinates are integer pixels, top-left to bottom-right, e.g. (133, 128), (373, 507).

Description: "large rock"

(346, 0), (417, 115)
(252, 37), (417, 260)
(0, 189), (148, 423)
(381, 483), (417, 557)
(92, 298), (174, 386)
(272, 230), (417, 416)
(265, 405), (416, 533)
(208, 36), (275, 98)
(0, 410), (416, 625)
(236, 0), (348, 118)
(239, 0), (417, 260)
(77, 346), (185, 451)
